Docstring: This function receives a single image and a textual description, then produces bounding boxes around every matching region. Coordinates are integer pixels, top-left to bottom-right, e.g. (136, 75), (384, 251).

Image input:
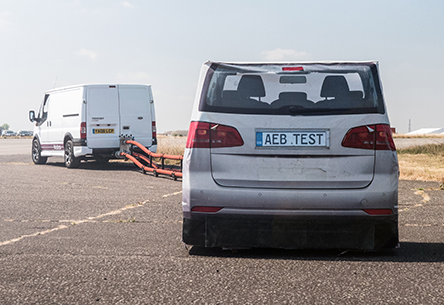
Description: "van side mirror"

(29, 110), (36, 122)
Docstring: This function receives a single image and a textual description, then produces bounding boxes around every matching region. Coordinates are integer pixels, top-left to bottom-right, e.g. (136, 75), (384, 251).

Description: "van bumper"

(182, 213), (398, 251)
(74, 146), (92, 158)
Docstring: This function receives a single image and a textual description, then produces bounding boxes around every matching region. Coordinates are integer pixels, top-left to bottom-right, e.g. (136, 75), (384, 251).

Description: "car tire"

(32, 138), (47, 165)
(64, 140), (80, 168)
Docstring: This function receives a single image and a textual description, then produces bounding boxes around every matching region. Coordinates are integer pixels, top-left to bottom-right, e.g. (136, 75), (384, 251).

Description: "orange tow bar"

(119, 137), (183, 180)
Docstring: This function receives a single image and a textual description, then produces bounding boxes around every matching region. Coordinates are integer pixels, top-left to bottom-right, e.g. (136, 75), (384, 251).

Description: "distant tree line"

(0, 123), (9, 133)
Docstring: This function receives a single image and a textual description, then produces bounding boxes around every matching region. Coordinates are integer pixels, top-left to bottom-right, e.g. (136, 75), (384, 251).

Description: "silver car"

(2, 130), (16, 137)
(182, 61), (398, 251)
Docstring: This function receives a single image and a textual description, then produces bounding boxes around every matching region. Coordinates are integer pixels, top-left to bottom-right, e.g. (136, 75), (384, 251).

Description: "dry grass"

(157, 135), (186, 155)
(397, 144), (444, 183)
(398, 154), (444, 182)
(398, 144), (444, 155)
(393, 134), (444, 139)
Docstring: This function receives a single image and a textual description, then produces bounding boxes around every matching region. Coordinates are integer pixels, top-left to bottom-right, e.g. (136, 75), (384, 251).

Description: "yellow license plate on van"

(92, 128), (114, 134)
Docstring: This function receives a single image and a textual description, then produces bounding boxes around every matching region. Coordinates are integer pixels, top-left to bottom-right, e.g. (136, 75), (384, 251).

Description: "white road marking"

(0, 225), (68, 246)
(0, 191), (180, 247)
(162, 191), (182, 198)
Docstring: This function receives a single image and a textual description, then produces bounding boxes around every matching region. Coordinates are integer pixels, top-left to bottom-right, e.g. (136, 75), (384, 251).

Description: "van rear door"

(118, 85), (153, 147)
(86, 85), (120, 148)
(86, 85), (154, 149)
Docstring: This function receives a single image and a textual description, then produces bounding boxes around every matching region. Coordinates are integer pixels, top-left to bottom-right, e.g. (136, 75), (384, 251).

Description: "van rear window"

(199, 63), (385, 116)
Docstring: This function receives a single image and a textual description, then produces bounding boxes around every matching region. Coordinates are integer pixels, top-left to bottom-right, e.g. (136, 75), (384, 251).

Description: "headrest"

(222, 90), (238, 99)
(349, 90), (363, 100)
(320, 76), (350, 98)
(237, 75), (266, 97)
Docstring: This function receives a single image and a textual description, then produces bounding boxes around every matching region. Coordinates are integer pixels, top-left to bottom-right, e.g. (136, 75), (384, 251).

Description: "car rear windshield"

(199, 62), (385, 116)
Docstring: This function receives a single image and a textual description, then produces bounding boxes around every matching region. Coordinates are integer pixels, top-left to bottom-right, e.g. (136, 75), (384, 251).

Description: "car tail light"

(363, 209), (393, 215)
(191, 206), (223, 213)
(282, 66), (304, 71)
(342, 124), (396, 151)
(186, 121), (244, 148)
(80, 122), (87, 139)
(152, 121), (157, 139)
(186, 122), (210, 148)
(375, 124), (396, 151)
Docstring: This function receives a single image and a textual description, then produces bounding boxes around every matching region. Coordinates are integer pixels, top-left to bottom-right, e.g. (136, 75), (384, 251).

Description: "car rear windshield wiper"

(288, 105), (306, 114)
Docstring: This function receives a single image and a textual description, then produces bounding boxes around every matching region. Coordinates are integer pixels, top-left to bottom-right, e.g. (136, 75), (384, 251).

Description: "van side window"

(37, 94), (50, 126)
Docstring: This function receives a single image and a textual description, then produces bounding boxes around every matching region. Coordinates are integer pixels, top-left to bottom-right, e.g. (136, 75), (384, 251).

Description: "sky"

(0, 0), (443, 133)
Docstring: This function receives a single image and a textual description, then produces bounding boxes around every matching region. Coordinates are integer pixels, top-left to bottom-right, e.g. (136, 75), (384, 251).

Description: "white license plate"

(256, 130), (329, 147)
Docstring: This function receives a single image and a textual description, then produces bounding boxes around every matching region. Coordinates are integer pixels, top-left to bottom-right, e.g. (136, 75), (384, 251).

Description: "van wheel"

(64, 140), (80, 168)
(32, 138), (47, 164)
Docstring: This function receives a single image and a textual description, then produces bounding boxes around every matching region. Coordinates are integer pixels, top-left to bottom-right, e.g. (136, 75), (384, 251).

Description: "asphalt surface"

(1, 145), (444, 303)
(0, 139), (32, 155)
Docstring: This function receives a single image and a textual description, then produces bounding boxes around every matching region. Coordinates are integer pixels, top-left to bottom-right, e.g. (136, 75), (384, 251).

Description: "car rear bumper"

(182, 213), (398, 251)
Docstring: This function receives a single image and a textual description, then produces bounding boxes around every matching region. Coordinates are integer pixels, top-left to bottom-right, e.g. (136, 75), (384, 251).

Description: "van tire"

(32, 138), (47, 164)
(64, 140), (80, 168)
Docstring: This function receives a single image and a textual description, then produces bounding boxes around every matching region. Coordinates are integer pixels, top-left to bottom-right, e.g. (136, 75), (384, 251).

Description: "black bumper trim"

(72, 138), (87, 146)
(183, 214), (398, 251)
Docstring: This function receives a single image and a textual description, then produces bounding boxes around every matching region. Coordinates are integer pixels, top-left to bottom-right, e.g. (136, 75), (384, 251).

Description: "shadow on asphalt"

(188, 242), (444, 263)
(42, 160), (183, 181)
(43, 160), (140, 171)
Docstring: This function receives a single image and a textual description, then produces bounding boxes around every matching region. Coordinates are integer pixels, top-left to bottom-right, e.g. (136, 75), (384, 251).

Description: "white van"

(29, 84), (157, 168)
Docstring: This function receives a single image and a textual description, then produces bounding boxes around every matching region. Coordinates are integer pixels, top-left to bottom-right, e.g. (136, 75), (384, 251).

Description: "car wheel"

(64, 140), (80, 168)
(32, 138), (47, 164)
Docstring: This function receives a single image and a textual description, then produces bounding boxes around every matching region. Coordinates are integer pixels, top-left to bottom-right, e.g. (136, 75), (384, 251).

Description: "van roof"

(45, 84), (152, 94)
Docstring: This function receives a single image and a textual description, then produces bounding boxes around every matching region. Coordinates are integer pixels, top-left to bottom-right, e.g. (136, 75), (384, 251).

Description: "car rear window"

(199, 62), (385, 116)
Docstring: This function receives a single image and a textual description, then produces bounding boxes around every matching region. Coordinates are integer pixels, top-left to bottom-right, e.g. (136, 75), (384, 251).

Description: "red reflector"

(363, 209), (393, 215)
(342, 124), (396, 151)
(152, 121), (157, 138)
(282, 66), (304, 71)
(186, 121), (244, 149)
(80, 122), (87, 139)
(191, 206), (223, 213)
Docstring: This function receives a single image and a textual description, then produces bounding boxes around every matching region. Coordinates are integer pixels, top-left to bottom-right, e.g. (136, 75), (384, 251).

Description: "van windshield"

(199, 62), (385, 116)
